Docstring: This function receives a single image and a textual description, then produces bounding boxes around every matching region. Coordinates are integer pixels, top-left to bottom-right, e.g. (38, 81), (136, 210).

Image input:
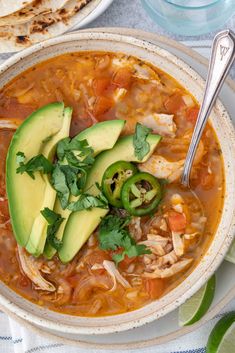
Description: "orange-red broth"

(0, 53), (224, 316)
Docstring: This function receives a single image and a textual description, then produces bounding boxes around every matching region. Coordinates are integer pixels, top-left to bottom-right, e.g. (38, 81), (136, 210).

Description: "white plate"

(74, 0), (114, 29)
(1, 28), (234, 349)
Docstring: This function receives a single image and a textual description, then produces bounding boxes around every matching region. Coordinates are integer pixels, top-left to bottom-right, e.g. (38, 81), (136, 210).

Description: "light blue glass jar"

(142, 0), (235, 36)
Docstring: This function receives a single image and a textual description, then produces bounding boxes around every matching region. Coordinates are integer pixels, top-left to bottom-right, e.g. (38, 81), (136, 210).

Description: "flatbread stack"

(0, 0), (101, 52)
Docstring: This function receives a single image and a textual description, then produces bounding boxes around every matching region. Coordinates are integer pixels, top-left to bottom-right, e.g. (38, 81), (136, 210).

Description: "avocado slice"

(44, 120), (126, 259)
(58, 133), (161, 263)
(25, 107), (72, 256)
(6, 102), (67, 247)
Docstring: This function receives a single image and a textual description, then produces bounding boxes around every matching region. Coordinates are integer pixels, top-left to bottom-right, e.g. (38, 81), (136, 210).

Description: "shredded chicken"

(91, 263), (104, 271)
(103, 260), (131, 291)
(144, 258), (193, 278)
(182, 95), (195, 107)
(129, 217), (142, 241)
(172, 231), (184, 256)
(53, 278), (71, 305)
(139, 155), (184, 182)
(139, 234), (169, 256)
(142, 113), (176, 137)
(17, 246), (55, 292)
(133, 63), (160, 82)
(157, 250), (178, 266)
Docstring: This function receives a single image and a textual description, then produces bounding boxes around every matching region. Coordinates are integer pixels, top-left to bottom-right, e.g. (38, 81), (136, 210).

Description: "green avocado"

(6, 102), (69, 247)
(58, 133), (161, 263)
(43, 119), (126, 259)
(25, 107), (72, 256)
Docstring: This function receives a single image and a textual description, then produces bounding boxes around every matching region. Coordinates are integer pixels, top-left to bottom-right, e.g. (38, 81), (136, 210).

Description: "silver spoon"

(181, 29), (235, 188)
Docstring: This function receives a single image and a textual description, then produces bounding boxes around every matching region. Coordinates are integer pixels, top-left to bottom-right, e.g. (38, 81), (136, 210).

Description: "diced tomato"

(168, 210), (186, 232)
(200, 169), (214, 190)
(93, 78), (111, 96)
(93, 96), (114, 116)
(145, 278), (165, 299)
(112, 68), (132, 89)
(164, 94), (186, 114)
(186, 107), (199, 124)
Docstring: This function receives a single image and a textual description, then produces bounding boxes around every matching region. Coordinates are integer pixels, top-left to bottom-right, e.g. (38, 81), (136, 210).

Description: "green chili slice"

(102, 161), (138, 207)
(121, 172), (162, 216)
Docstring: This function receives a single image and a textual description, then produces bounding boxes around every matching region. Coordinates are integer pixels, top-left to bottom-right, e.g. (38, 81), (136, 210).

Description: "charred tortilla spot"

(16, 35), (30, 44)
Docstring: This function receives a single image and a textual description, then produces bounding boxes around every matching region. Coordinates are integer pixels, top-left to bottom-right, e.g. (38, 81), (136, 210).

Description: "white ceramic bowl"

(0, 32), (235, 335)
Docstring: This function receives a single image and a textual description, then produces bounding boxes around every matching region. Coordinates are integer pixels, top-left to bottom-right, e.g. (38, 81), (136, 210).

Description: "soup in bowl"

(0, 32), (234, 334)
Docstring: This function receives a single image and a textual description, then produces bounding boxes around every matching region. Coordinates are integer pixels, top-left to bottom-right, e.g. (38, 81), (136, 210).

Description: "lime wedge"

(225, 239), (235, 264)
(179, 274), (216, 326)
(206, 312), (235, 353)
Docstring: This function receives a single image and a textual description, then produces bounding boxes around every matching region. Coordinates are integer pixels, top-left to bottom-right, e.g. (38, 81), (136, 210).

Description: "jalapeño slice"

(121, 172), (162, 216)
(102, 161), (138, 207)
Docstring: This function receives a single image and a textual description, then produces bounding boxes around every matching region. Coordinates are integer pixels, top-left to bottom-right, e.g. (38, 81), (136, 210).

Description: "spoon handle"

(181, 29), (235, 188)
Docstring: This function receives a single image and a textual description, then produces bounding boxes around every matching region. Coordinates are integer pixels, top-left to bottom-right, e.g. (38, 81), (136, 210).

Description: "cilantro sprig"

(41, 207), (64, 251)
(98, 215), (150, 265)
(133, 123), (152, 161)
(16, 152), (53, 179)
(16, 136), (95, 209)
(68, 191), (109, 212)
(57, 137), (94, 166)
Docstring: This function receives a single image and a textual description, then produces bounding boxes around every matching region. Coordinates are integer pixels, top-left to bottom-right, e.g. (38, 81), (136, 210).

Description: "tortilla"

(0, 0), (70, 26)
(0, 0), (101, 52)
(0, 0), (34, 17)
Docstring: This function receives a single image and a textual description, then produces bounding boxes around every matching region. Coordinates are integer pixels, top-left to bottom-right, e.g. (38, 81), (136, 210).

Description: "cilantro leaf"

(112, 252), (125, 264)
(40, 207), (64, 251)
(133, 123), (152, 161)
(51, 165), (70, 209)
(98, 214), (150, 265)
(16, 151), (26, 164)
(51, 163), (94, 209)
(68, 192), (109, 212)
(57, 137), (94, 167)
(52, 137), (95, 206)
(16, 152), (53, 179)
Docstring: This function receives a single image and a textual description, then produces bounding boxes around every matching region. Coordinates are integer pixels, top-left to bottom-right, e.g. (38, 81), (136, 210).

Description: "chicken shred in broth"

(0, 52), (224, 316)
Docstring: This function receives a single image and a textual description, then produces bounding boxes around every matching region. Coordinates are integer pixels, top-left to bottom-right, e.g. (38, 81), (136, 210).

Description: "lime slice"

(179, 274), (216, 326)
(207, 312), (235, 353)
(225, 239), (235, 264)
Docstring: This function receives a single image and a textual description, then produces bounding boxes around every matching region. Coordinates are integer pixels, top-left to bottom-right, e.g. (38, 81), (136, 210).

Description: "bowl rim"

(0, 31), (235, 335)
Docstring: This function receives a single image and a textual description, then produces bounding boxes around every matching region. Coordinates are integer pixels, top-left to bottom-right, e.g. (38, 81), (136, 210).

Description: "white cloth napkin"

(0, 40), (234, 353)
